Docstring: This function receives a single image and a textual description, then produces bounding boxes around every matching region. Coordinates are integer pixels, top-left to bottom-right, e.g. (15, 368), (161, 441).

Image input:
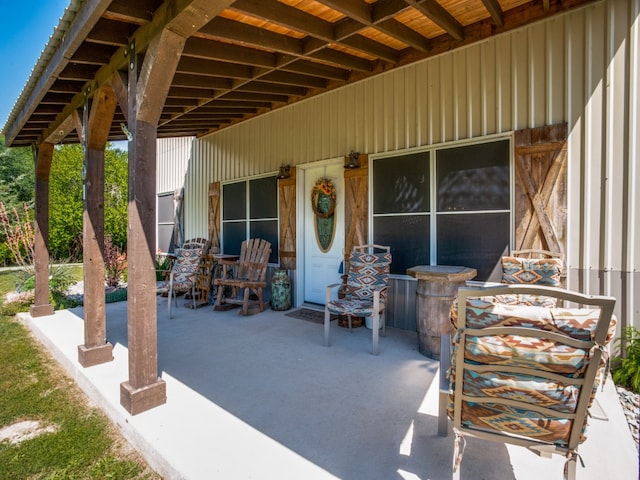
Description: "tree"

(0, 136), (34, 211)
(0, 136), (35, 265)
(49, 143), (128, 261)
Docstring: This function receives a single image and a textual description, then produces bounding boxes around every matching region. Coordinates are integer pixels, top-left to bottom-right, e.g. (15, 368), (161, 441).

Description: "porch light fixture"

(345, 150), (360, 169)
(277, 163), (291, 179)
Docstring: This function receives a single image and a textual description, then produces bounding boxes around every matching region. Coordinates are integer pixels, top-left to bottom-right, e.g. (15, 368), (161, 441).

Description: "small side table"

(407, 265), (477, 359)
(212, 254), (240, 311)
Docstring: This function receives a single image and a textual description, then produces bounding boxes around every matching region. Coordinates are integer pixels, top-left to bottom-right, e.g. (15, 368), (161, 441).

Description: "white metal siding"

(158, 0), (640, 330)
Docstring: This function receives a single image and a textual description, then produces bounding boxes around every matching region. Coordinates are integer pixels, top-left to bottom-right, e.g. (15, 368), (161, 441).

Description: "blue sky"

(1, 1), (70, 130)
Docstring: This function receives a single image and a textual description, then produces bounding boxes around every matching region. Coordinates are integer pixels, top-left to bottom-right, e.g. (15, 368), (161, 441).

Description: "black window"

(221, 176), (278, 264)
(372, 138), (511, 279)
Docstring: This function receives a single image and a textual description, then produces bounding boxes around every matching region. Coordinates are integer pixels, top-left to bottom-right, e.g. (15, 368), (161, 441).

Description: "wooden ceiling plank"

(168, 86), (218, 98)
(305, 40), (374, 71)
(87, 18), (134, 45)
(184, 37), (276, 68)
(406, 0), (465, 41)
(235, 81), (306, 96)
(339, 34), (400, 63)
(372, 0), (415, 23)
(172, 73), (233, 89)
(104, 0), (156, 25)
(314, 0), (373, 25)
(199, 17), (303, 55)
(177, 57), (253, 79)
(70, 43), (117, 65)
(278, 57), (350, 81)
(58, 64), (99, 81)
(257, 70), (327, 88)
(376, 18), (431, 52)
(220, 91), (289, 103)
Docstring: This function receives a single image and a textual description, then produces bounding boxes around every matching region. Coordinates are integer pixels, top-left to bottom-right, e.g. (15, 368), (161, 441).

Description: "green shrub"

(612, 326), (640, 394)
(14, 263), (76, 294)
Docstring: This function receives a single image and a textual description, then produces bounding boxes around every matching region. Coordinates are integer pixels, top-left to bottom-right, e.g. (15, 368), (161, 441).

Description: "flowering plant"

(311, 177), (336, 218)
(104, 235), (127, 287)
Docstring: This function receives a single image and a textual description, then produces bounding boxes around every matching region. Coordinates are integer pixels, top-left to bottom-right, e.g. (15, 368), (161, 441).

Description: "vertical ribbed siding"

(157, 0), (639, 331)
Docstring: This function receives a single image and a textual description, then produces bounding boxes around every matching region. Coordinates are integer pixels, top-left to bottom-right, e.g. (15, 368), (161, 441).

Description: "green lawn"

(0, 267), (158, 479)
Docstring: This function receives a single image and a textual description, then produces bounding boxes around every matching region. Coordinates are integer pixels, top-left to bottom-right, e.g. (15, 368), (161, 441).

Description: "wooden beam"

(405, 0), (465, 41)
(136, 31), (187, 125)
(230, 0), (335, 41)
(79, 83), (116, 367)
(480, 0), (504, 27)
(316, 0), (372, 24)
(4, 0), (112, 145)
(87, 84), (117, 149)
(35, 0), (235, 148)
(30, 142), (55, 317)
(44, 112), (79, 144)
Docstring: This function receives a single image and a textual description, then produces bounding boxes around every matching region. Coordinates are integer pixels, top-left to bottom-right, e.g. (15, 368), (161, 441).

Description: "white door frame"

(295, 157), (344, 308)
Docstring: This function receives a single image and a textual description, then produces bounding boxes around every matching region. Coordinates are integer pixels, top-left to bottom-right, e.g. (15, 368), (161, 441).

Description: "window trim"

(369, 133), (514, 277)
(220, 172), (279, 265)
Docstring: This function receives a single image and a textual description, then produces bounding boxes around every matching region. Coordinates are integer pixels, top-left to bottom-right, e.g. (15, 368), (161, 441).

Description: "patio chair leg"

(381, 310), (387, 337)
(240, 288), (250, 315)
(324, 308), (331, 347)
(168, 282), (173, 319)
(372, 313), (379, 355)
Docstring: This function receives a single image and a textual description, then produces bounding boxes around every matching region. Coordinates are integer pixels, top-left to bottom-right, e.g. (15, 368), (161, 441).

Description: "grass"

(0, 315), (159, 479)
(0, 269), (158, 479)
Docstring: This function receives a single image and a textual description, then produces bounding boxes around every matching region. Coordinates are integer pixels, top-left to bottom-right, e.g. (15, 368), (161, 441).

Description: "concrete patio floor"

(21, 296), (638, 480)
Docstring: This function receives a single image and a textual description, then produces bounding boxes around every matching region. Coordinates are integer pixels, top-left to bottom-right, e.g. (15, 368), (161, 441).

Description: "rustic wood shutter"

(513, 124), (567, 256)
(344, 154), (368, 256)
(278, 167), (296, 269)
(208, 182), (220, 252)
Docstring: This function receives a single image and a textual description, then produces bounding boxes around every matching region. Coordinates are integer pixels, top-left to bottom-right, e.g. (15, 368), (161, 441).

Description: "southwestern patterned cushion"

(448, 295), (617, 446)
(501, 256), (562, 286)
(156, 248), (203, 293)
(326, 251), (391, 317)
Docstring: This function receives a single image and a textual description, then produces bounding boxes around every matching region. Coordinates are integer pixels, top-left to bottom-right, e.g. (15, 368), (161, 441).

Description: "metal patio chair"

(441, 284), (616, 480)
(324, 244), (392, 355)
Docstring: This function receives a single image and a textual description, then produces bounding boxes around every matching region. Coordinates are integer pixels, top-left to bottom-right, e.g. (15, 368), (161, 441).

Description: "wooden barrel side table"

(406, 265), (477, 359)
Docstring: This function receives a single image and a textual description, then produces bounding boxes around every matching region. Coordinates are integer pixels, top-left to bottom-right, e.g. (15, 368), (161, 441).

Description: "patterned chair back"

(345, 246), (392, 301)
(448, 284), (617, 479)
(171, 247), (203, 285)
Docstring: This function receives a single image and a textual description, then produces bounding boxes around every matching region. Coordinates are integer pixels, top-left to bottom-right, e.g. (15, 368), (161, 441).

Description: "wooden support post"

(119, 1), (236, 415)
(30, 143), (55, 317)
(120, 39), (167, 415)
(78, 84), (117, 367)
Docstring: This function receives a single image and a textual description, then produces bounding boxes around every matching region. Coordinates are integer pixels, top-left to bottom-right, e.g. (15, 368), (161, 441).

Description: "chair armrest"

(325, 283), (343, 303)
(465, 280), (502, 287)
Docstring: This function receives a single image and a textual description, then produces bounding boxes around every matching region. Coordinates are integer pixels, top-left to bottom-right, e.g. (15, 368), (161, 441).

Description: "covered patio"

(22, 297), (638, 479)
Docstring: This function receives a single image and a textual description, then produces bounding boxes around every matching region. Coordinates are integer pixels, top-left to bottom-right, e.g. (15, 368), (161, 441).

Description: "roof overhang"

(2, 0), (599, 147)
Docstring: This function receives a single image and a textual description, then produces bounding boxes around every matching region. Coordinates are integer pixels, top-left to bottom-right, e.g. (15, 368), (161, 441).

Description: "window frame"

(220, 173), (279, 265)
(369, 133), (514, 278)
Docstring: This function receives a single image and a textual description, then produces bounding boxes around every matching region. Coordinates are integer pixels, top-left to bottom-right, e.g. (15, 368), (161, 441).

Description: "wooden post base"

(78, 342), (114, 367)
(30, 304), (55, 317)
(120, 379), (167, 415)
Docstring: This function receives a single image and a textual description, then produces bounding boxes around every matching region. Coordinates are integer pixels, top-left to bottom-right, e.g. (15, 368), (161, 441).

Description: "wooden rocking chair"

(214, 238), (272, 315)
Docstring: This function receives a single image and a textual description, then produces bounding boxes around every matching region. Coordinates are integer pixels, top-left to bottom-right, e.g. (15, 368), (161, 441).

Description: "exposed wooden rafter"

(3, 0), (600, 146)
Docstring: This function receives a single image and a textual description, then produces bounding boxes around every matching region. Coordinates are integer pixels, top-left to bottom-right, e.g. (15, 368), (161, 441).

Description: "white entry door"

(302, 161), (345, 305)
